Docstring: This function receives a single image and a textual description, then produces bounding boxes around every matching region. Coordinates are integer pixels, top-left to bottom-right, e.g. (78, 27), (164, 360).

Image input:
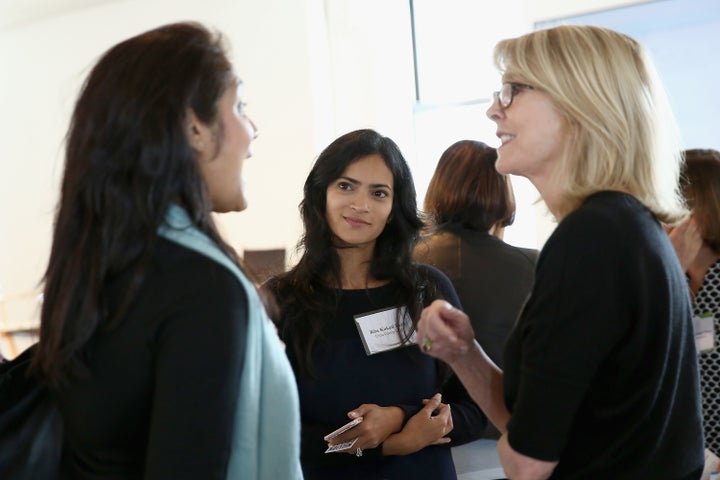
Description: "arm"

(498, 434), (558, 480)
(418, 300), (558, 479)
(416, 300), (509, 432)
(417, 301), (558, 479)
(381, 393), (452, 455)
(438, 363), (488, 445)
(306, 404), (405, 466)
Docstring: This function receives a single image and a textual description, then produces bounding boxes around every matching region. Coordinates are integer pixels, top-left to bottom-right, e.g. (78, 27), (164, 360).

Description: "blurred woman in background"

(415, 140), (537, 370)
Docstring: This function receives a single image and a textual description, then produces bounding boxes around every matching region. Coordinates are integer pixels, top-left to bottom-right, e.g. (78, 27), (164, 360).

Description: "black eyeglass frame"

(492, 82), (534, 109)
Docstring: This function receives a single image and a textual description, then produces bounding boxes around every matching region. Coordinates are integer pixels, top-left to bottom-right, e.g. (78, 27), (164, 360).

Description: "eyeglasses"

(492, 82), (534, 109)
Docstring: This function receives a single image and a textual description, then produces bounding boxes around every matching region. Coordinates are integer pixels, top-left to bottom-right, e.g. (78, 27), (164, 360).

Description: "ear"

(186, 109), (212, 157)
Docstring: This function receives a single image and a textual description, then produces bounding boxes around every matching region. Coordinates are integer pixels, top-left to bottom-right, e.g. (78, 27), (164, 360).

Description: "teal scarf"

(159, 205), (303, 479)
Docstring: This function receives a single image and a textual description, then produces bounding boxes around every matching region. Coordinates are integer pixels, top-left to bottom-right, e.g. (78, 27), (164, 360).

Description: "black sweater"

(504, 191), (704, 479)
(54, 239), (249, 480)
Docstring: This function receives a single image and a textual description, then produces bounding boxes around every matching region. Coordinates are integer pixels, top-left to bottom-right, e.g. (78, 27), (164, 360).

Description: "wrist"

(447, 340), (485, 371)
(384, 405), (405, 433)
(381, 430), (418, 456)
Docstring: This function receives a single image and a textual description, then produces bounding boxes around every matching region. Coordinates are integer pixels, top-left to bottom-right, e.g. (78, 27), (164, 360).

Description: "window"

(410, 0), (545, 249)
(537, 0), (720, 151)
(409, 0), (720, 249)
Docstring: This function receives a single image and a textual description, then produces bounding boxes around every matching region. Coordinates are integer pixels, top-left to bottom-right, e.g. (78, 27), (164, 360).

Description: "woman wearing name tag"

(265, 129), (486, 479)
(669, 148), (720, 459)
(30, 22), (302, 479)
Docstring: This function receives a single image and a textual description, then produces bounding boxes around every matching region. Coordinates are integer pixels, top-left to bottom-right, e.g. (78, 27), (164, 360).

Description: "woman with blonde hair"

(416, 25), (704, 479)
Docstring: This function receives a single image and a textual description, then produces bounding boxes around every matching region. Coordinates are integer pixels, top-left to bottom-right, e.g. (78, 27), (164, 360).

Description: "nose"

(350, 197), (369, 212)
(486, 96), (503, 122)
(248, 116), (259, 140)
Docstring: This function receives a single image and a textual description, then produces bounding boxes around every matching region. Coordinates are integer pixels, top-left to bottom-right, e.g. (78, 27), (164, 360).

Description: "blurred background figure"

(415, 140), (536, 441)
(670, 148), (720, 458)
(415, 140), (537, 371)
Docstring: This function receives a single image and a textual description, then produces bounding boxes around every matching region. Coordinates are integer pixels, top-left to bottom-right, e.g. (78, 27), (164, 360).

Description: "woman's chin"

(212, 195), (248, 213)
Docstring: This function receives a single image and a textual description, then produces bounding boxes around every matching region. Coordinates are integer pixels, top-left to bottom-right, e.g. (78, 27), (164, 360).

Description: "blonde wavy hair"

(494, 24), (687, 223)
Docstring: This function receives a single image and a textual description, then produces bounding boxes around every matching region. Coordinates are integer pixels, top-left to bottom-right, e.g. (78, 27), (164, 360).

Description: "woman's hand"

(382, 393), (453, 456)
(326, 404), (404, 453)
(666, 216), (702, 271)
(416, 300), (476, 366)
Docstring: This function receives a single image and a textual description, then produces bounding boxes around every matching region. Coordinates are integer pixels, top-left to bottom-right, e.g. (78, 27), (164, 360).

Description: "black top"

(53, 239), (249, 480)
(414, 227), (537, 369)
(276, 265), (487, 480)
(504, 191), (704, 479)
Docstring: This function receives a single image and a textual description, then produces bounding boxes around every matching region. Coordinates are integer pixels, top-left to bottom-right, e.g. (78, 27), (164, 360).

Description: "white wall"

(0, 0), (650, 332)
(0, 0), (323, 303)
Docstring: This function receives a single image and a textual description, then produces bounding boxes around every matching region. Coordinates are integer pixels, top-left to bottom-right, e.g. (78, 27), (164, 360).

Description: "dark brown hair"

(682, 149), (720, 254)
(423, 140), (515, 231)
(266, 129), (438, 378)
(33, 22), (241, 385)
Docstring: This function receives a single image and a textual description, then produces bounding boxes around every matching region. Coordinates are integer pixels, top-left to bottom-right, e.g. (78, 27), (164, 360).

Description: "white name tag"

(693, 312), (715, 354)
(354, 307), (416, 355)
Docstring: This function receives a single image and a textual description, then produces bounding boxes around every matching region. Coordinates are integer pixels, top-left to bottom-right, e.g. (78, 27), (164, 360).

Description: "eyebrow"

(338, 175), (393, 190)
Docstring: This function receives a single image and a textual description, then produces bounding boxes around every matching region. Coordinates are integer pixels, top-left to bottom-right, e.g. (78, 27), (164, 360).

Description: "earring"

(196, 141), (204, 151)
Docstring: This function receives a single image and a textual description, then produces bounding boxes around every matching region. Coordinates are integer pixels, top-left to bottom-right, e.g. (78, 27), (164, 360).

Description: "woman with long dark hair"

(266, 129), (486, 479)
(31, 22), (301, 479)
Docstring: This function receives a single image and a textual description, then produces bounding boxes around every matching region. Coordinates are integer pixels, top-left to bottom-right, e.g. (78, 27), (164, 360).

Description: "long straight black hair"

(266, 129), (440, 377)
(32, 22), (244, 385)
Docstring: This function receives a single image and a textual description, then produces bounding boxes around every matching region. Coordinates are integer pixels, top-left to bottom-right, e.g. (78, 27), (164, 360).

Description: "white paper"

(354, 306), (416, 355)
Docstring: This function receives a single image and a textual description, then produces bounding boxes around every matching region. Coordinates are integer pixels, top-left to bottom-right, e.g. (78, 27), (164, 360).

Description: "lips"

(344, 216), (370, 227)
